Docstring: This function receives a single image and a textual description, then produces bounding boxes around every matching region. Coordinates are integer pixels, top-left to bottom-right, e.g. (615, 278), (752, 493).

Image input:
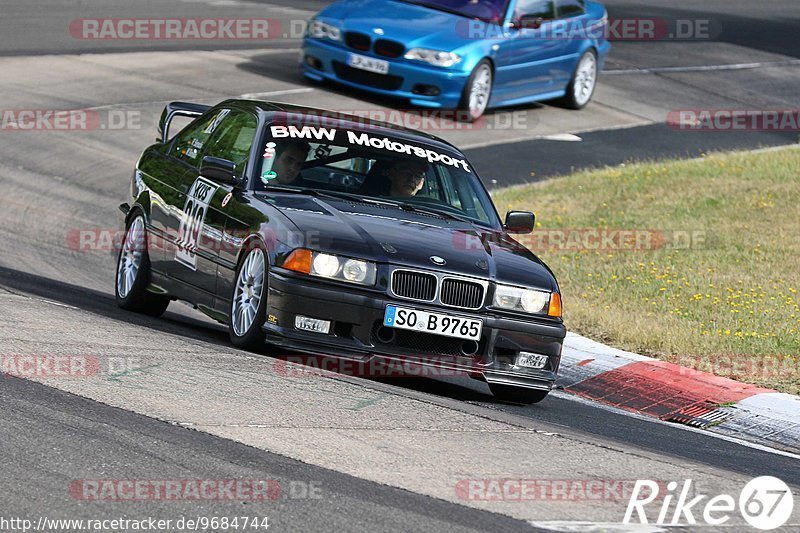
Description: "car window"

(515, 0), (556, 20)
(558, 0), (585, 18)
(171, 108), (230, 165)
(256, 124), (501, 227)
(397, 0), (511, 22)
(202, 110), (258, 171)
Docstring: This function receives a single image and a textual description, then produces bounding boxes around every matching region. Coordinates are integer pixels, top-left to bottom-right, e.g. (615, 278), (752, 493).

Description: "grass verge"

(491, 146), (800, 394)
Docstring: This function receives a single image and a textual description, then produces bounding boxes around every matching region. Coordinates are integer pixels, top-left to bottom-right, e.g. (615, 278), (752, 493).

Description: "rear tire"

(558, 50), (598, 110)
(115, 213), (170, 317)
(489, 384), (549, 405)
(229, 242), (269, 350)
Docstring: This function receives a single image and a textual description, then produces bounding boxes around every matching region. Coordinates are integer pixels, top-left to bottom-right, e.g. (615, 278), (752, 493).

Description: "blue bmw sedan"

(301, 0), (610, 120)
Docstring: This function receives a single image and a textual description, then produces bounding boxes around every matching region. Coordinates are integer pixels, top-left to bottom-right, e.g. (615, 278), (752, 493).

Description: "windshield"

(397, 0), (511, 22)
(256, 120), (501, 228)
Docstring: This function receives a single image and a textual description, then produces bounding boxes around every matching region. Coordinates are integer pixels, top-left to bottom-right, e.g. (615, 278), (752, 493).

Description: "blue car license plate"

(347, 53), (389, 75)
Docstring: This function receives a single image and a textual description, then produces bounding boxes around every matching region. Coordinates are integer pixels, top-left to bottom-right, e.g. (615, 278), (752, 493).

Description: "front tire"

(489, 384), (549, 405)
(229, 242), (269, 350)
(459, 59), (493, 122)
(559, 50), (598, 110)
(115, 213), (170, 317)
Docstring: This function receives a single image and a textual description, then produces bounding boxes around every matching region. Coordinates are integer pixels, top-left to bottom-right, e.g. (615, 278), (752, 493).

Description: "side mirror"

(200, 156), (241, 186)
(511, 15), (545, 30)
(504, 211), (535, 234)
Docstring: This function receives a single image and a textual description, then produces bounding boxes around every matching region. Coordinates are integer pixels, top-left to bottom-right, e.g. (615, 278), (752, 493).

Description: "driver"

(269, 140), (311, 186)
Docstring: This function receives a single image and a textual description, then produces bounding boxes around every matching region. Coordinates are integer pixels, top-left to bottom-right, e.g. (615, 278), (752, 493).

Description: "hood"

(263, 193), (558, 292)
(320, 0), (488, 53)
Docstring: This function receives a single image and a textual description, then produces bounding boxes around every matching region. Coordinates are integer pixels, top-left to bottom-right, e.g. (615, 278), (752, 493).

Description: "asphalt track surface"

(0, 372), (535, 532)
(1, 0), (799, 530)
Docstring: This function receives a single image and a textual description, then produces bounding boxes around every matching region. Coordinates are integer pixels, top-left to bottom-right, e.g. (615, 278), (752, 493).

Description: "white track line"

(240, 87), (315, 99)
(529, 521), (673, 532)
(605, 59), (800, 75)
(552, 391), (800, 461)
(459, 121), (654, 151)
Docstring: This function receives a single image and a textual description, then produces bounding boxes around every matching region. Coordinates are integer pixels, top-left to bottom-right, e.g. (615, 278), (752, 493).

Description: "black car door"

(162, 108), (234, 295)
(193, 109), (260, 302)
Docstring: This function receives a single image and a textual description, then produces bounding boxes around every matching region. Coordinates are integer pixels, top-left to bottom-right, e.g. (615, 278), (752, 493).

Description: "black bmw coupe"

(116, 99), (565, 403)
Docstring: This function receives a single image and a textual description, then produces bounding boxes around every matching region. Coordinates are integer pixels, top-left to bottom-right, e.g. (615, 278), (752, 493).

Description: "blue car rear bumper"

(301, 38), (469, 109)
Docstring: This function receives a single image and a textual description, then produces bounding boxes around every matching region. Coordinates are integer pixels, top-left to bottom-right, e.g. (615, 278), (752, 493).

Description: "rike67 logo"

(625, 477), (794, 530)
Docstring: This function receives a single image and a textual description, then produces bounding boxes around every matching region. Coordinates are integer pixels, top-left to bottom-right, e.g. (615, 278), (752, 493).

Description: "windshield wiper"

(259, 187), (406, 207)
(259, 186), (474, 223)
(389, 201), (474, 224)
(313, 192), (472, 222)
(257, 185), (323, 196)
(310, 190), (399, 206)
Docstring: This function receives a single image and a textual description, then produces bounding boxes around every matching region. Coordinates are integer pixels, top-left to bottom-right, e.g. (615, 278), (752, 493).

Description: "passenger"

(360, 159), (428, 197)
(387, 159), (428, 197)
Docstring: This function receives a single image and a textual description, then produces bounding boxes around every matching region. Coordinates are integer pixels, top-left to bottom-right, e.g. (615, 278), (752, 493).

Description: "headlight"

(307, 20), (341, 41)
(284, 249), (376, 286)
(342, 259), (370, 283)
(493, 284), (558, 316)
(312, 253), (340, 278)
(404, 48), (461, 67)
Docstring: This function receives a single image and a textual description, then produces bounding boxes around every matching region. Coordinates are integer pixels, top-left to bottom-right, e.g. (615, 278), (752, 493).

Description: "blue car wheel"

(460, 59), (493, 122)
(561, 50), (598, 110)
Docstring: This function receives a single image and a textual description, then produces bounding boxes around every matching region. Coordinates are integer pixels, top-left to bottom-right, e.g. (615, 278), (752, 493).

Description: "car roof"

(218, 99), (465, 156)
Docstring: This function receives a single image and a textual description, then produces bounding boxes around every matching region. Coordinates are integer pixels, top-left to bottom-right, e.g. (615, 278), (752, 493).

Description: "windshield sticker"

(346, 131), (471, 172)
(263, 142), (276, 159)
(271, 125), (336, 142)
(185, 147), (198, 159)
(191, 138), (204, 149)
(269, 124), (471, 172)
(314, 144), (332, 160)
(261, 170), (278, 184)
(176, 177), (218, 270)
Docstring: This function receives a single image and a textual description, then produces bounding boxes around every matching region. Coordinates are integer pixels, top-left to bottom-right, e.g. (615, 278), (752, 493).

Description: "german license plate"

(347, 52), (389, 75)
(383, 305), (482, 341)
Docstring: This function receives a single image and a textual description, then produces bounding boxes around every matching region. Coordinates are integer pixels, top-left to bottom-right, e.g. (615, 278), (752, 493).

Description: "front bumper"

(263, 270), (565, 391)
(301, 38), (469, 109)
